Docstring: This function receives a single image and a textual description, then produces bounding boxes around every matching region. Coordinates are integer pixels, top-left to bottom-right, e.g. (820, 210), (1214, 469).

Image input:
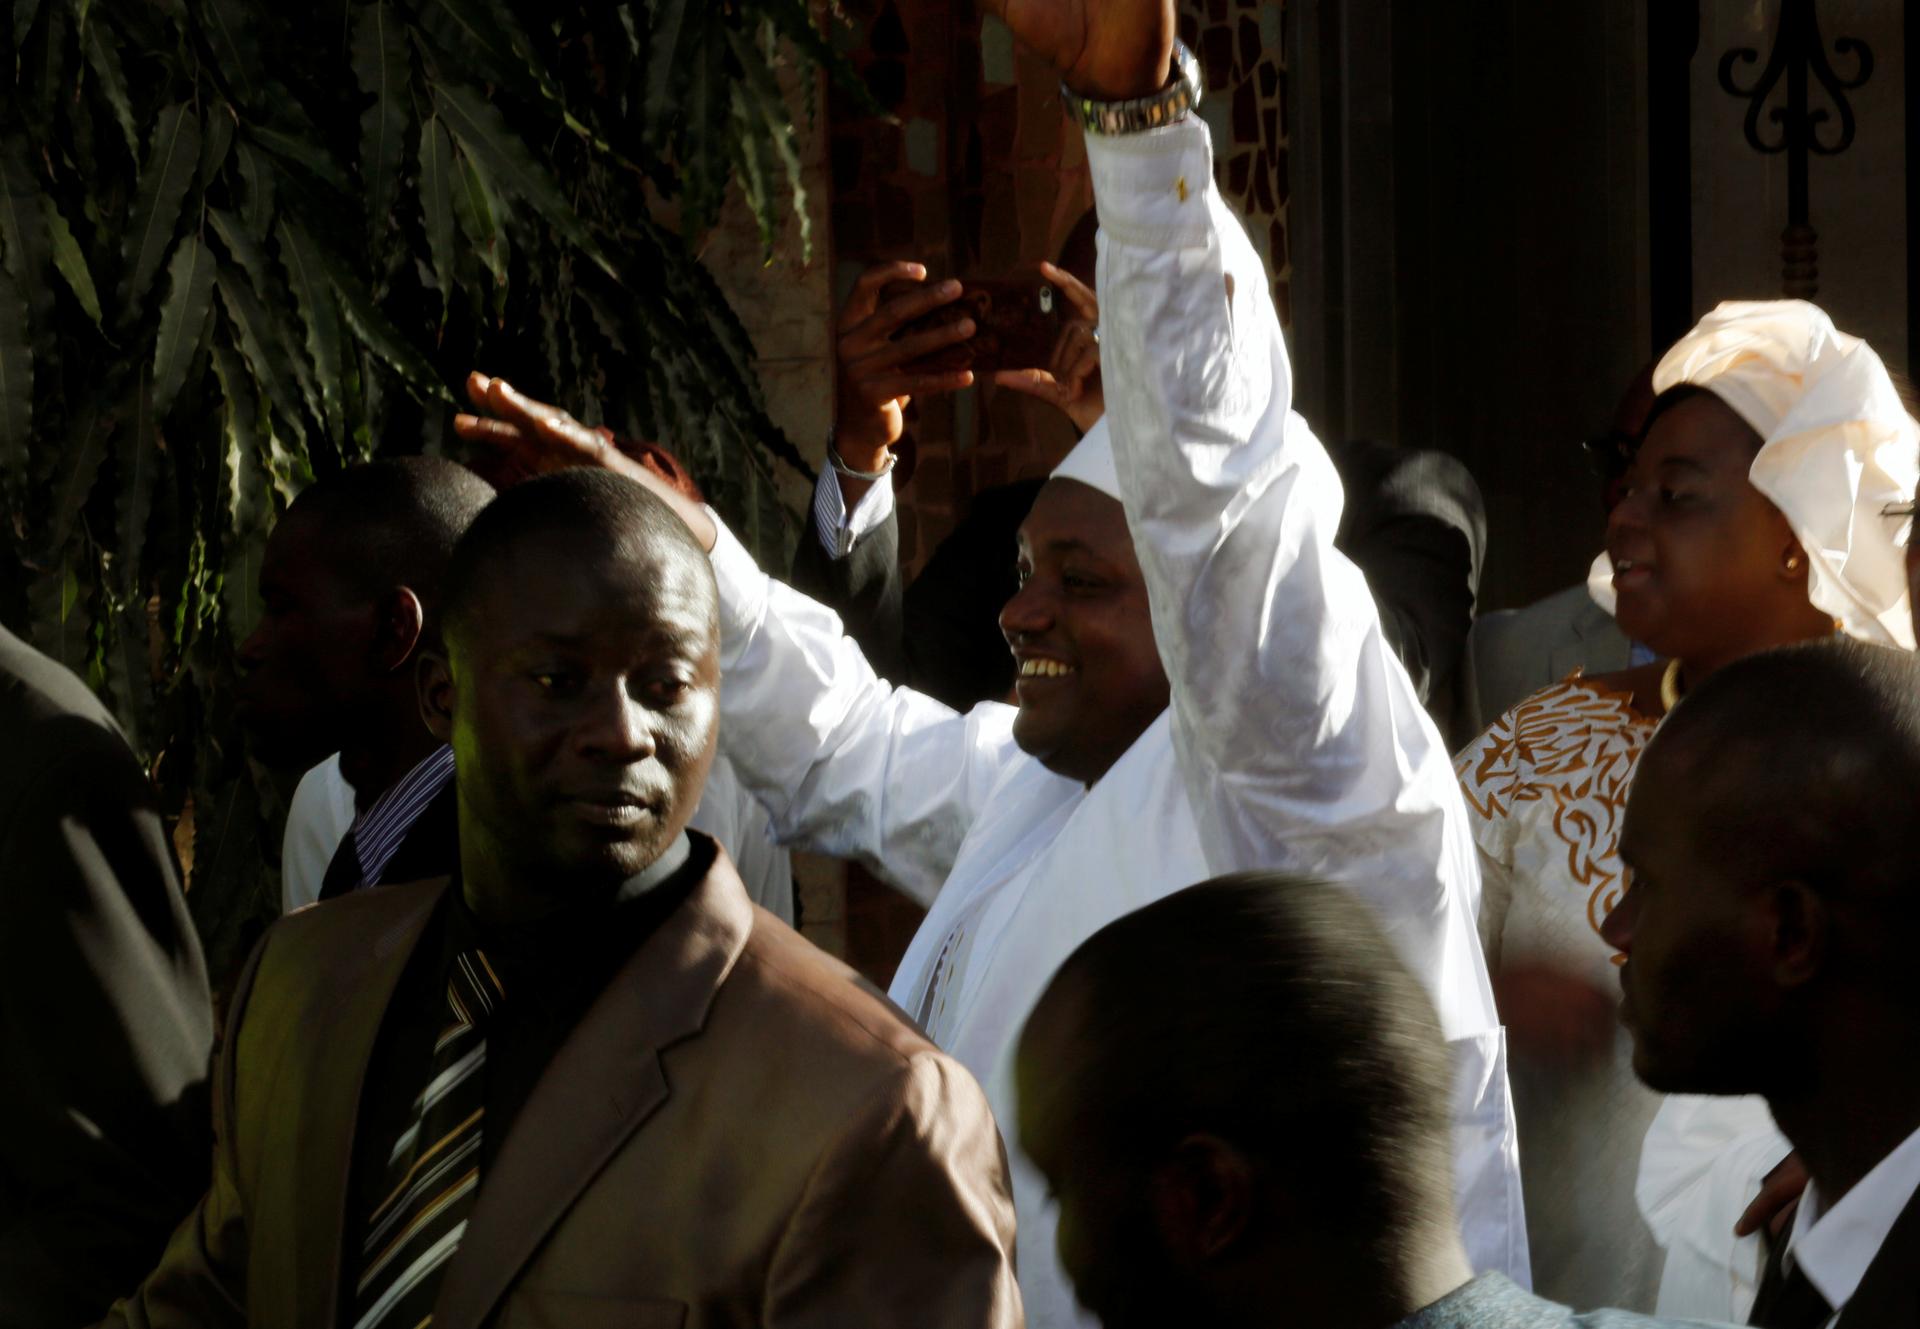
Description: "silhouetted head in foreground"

(1608, 637), (1920, 1101)
(422, 469), (720, 928)
(1016, 873), (1471, 1329)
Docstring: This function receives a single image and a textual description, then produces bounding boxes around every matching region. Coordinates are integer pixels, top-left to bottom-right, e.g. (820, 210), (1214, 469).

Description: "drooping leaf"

(199, 104), (236, 185)
(42, 191), (103, 325)
(274, 219), (346, 454)
(352, 0), (412, 240)
(449, 145), (508, 320)
(211, 343), (270, 540)
(13, 0), (45, 57)
(45, 384), (118, 558)
(418, 0), (559, 108)
(433, 80), (618, 280)
(215, 261), (315, 443)
(196, 0), (264, 110)
(244, 123), (352, 195)
(0, 271), (34, 507)
(0, 142), (54, 327)
(80, 10), (140, 160)
(115, 367), (158, 596)
(121, 103), (201, 319)
(728, 24), (811, 260)
(27, 559), (88, 675)
(417, 116), (456, 303)
(235, 139), (275, 231)
(151, 233), (217, 416)
(325, 251), (452, 402)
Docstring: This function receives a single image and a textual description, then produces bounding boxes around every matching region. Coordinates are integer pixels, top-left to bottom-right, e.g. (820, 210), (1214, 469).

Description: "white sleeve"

(708, 517), (1025, 906)
(1638, 1094), (1791, 1324)
(689, 753), (795, 924)
(810, 465), (897, 560)
(279, 755), (355, 914)
(1089, 118), (1491, 1033)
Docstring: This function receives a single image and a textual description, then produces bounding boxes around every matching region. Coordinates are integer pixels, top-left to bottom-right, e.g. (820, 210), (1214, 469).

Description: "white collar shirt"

(1784, 1120), (1920, 1321)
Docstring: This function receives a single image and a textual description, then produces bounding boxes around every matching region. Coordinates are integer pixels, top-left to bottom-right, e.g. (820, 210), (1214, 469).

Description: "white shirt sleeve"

(707, 516), (1028, 907)
(280, 754), (356, 913)
(810, 465), (897, 560)
(688, 752), (795, 924)
(1088, 117), (1492, 1034)
(1638, 1094), (1791, 1323)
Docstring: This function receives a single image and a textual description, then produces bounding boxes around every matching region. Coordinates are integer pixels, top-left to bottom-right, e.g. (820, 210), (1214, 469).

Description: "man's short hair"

(287, 457), (495, 626)
(1026, 873), (1455, 1257)
(1651, 637), (1920, 959)
(440, 469), (715, 653)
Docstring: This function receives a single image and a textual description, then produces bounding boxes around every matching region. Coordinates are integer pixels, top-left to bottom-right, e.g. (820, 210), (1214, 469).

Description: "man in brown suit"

(106, 470), (1022, 1328)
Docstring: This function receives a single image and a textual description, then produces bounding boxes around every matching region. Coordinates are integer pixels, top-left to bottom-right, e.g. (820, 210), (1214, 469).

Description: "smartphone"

(890, 276), (1065, 376)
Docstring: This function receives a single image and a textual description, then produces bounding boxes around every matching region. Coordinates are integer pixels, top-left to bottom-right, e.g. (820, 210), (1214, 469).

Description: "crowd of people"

(5, 1), (1920, 1326)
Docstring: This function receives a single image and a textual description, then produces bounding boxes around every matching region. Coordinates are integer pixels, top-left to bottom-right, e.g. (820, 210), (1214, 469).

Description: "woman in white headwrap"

(1453, 299), (1918, 1314)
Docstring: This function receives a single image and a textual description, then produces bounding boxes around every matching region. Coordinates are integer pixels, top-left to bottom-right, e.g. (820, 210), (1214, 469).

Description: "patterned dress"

(1455, 673), (1663, 1313)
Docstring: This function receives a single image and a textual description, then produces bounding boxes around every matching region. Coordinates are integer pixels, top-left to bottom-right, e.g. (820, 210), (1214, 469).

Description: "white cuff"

(810, 466), (897, 561)
(1085, 116), (1216, 250)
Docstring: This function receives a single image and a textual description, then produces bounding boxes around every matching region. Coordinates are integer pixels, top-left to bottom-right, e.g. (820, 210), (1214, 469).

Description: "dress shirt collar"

(350, 743), (457, 886)
(445, 830), (703, 1020)
(1785, 1118), (1920, 1311)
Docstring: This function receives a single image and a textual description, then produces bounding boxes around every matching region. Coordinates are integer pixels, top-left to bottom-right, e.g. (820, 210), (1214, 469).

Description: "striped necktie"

(351, 948), (504, 1329)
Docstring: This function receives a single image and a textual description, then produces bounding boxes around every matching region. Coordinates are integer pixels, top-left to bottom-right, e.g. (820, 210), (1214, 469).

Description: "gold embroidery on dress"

(1458, 677), (1658, 948)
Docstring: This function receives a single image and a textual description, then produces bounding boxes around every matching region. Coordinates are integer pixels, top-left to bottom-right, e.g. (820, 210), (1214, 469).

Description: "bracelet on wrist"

(1063, 41), (1202, 137)
(826, 427), (897, 482)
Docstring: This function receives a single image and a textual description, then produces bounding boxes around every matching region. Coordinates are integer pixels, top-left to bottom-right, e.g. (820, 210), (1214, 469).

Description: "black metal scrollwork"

(1717, 0), (1874, 296)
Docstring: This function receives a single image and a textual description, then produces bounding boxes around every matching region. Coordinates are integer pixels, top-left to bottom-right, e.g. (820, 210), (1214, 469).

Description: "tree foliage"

(0, 0), (854, 980)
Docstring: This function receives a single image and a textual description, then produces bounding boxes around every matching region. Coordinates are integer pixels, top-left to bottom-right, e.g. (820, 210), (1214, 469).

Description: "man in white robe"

(454, 7), (1525, 1320)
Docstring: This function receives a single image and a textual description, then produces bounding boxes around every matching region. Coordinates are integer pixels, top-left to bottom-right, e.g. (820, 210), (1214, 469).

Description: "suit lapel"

(431, 851), (755, 1329)
(283, 879), (447, 1329)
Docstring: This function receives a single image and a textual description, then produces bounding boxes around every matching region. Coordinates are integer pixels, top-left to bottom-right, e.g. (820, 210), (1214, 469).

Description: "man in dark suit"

(1015, 871), (1699, 1329)
(1604, 638), (1920, 1328)
(105, 470), (1020, 1328)
(0, 624), (213, 1324)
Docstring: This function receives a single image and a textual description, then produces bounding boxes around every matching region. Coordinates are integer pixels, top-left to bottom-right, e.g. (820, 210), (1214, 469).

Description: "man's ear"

(1768, 879), (1828, 989)
(417, 650), (456, 743)
(1148, 1134), (1257, 1269)
(373, 587), (427, 673)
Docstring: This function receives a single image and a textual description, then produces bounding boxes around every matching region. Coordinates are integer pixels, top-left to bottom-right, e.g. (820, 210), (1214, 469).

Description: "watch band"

(1063, 41), (1202, 137)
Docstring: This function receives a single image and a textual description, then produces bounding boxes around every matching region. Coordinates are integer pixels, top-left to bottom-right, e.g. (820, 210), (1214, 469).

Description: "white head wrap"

(1050, 415), (1121, 499)
(1587, 299), (1918, 650)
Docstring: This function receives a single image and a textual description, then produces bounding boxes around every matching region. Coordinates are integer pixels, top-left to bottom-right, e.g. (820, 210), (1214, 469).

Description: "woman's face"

(1606, 392), (1827, 670)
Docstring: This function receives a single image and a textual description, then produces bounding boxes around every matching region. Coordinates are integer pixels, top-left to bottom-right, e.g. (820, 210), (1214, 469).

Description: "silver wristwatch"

(1062, 41), (1202, 137)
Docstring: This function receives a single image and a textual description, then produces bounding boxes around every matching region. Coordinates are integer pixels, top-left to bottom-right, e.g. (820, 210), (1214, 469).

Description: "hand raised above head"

(453, 372), (718, 550)
(985, 0), (1175, 102)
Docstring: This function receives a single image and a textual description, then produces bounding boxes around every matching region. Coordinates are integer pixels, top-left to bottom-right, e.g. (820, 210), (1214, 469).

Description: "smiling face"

(1606, 391), (1831, 673)
(434, 533), (720, 907)
(1602, 739), (1781, 1094)
(236, 510), (379, 769)
(1000, 478), (1170, 785)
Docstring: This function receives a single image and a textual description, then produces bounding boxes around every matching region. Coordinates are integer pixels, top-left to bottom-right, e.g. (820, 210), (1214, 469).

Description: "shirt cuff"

(1085, 115), (1217, 251)
(811, 466), (896, 561)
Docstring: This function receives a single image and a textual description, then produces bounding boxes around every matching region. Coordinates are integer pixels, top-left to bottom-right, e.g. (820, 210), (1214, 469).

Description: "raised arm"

(1086, 115), (1488, 1026)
